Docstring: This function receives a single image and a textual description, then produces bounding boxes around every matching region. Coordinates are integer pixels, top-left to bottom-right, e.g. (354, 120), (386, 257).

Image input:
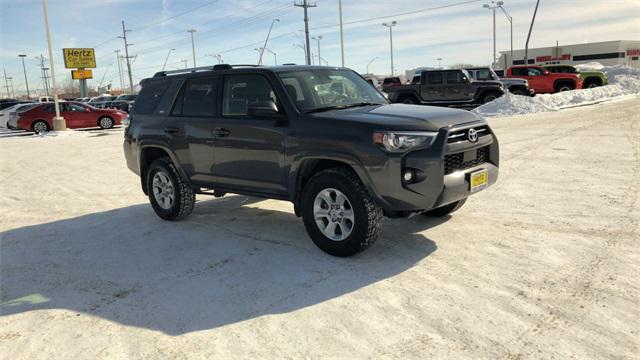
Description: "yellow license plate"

(470, 170), (489, 192)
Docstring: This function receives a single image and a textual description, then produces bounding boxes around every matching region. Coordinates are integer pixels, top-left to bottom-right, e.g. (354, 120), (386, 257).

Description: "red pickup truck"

(506, 65), (582, 94)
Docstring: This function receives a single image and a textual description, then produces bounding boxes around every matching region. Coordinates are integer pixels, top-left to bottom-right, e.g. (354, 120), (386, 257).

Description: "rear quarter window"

(134, 80), (170, 114)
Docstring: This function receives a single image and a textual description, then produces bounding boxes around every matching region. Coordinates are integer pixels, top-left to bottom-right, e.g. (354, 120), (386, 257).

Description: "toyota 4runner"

(124, 65), (499, 256)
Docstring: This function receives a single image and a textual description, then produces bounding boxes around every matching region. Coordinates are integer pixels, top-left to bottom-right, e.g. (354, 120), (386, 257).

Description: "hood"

(500, 77), (527, 84)
(309, 104), (483, 132)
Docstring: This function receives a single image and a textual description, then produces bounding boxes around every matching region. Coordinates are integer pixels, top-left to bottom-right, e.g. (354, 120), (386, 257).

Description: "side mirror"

(86, 108), (91, 112)
(543, 70), (551, 75)
(247, 101), (281, 118)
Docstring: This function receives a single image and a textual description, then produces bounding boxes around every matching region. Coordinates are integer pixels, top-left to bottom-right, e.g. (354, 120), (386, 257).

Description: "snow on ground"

(1, 98), (639, 359)
(474, 64), (640, 117)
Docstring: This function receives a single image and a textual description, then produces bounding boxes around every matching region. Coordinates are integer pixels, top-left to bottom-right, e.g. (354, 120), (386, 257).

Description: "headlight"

(373, 131), (438, 153)
(122, 116), (130, 128)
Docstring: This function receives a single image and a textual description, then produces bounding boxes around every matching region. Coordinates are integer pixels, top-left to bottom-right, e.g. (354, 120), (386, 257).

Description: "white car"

(1, 103), (38, 129)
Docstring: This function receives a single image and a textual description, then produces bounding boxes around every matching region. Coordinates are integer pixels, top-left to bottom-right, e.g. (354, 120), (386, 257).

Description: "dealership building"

(496, 40), (640, 69)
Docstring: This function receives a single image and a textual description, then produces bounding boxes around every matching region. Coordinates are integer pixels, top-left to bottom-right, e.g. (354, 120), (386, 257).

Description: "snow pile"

(474, 64), (640, 117)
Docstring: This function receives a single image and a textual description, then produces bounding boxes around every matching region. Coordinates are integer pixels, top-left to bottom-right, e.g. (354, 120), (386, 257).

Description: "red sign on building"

(627, 49), (640, 56)
(536, 54), (571, 62)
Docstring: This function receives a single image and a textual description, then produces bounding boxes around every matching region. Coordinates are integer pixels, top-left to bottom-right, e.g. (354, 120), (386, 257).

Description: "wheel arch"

(291, 157), (372, 217)
(139, 145), (187, 195)
(553, 78), (576, 90)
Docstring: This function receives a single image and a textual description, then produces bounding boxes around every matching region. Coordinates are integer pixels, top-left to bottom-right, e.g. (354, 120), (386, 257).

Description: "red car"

(16, 101), (128, 133)
(505, 65), (582, 94)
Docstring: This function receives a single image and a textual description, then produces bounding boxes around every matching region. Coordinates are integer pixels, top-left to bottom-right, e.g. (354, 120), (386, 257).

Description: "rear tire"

(146, 157), (195, 221)
(399, 96), (418, 104)
(555, 82), (575, 92)
(301, 168), (383, 257)
(423, 199), (467, 217)
(509, 88), (527, 96)
(481, 92), (500, 104)
(98, 116), (114, 129)
(584, 79), (602, 88)
(32, 120), (49, 134)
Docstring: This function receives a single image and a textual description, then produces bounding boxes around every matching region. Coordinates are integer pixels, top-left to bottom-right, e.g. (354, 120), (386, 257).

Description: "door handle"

(163, 126), (180, 134)
(214, 128), (230, 137)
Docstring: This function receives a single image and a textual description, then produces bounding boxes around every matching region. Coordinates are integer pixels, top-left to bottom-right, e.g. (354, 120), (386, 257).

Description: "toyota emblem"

(467, 128), (478, 142)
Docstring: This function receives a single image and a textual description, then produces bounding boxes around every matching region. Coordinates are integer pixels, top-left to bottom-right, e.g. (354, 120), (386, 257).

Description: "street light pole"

(524, 0), (540, 66)
(182, 59), (188, 69)
(115, 50), (124, 90)
(162, 48), (175, 71)
(338, 0), (345, 67)
(497, 4), (513, 65)
(187, 29), (197, 68)
(18, 55), (30, 100)
(267, 49), (277, 65)
(366, 56), (378, 74)
(258, 19), (279, 65)
(483, 1), (503, 67)
(437, 57), (442, 68)
(41, 0), (65, 130)
(382, 21), (397, 76)
(312, 36), (322, 66)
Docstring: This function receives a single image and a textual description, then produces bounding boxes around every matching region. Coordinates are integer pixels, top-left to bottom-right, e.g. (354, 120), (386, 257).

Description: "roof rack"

(152, 64), (263, 77)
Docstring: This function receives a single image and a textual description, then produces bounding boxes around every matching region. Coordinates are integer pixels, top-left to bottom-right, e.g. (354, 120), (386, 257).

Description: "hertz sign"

(63, 48), (96, 69)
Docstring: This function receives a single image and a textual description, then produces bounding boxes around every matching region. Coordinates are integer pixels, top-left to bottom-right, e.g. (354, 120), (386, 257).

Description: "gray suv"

(124, 64), (499, 256)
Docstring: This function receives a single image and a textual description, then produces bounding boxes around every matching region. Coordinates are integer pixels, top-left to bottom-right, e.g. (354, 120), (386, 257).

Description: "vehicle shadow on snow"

(0, 195), (447, 335)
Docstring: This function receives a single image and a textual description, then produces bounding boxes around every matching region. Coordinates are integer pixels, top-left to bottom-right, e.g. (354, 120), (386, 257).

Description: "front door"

(212, 73), (286, 196)
(525, 67), (547, 93)
(65, 103), (94, 127)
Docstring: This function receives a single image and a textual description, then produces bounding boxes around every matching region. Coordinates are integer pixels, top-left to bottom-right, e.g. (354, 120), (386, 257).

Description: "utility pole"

(119, 20), (135, 93)
(3, 69), (11, 98)
(338, 0), (345, 67)
(524, 0), (540, 66)
(187, 29), (197, 67)
(258, 19), (279, 65)
(294, 0), (316, 65)
(162, 48), (175, 71)
(382, 21), (397, 76)
(312, 36), (322, 66)
(18, 54), (30, 100)
(115, 50), (124, 90)
(36, 54), (50, 96)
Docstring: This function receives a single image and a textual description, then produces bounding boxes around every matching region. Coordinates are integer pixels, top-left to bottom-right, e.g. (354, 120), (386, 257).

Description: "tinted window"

(511, 68), (528, 76)
(475, 70), (494, 80)
(222, 75), (277, 116)
(427, 72), (443, 84)
(67, 103), (87, 112)
(135, 80), (169, 114)
(446, 71), (466, 84)
(43, 104), (55, 112)
(281, 77), (305, 103)
(527, 68), (542, 76)
(172, 77), (217, 117)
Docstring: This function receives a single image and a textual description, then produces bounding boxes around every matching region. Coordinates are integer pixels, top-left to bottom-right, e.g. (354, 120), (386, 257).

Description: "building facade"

(496, 40), (640, 69)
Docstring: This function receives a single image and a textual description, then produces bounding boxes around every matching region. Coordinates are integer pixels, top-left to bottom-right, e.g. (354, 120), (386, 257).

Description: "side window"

(476, 70), (493, 80)
(527, 68), (542, 76)
(281, 77), (305, 103)
(135, 80), (169, 114)
(43, 105), (55, 113)
(172, 77), (217, 117)
(222, 74), (277, 116)
(427, 72), (443, 85)
(446, 71), (465, 84)
(511, 68), (527, 76)
(68, 104), (86, 112)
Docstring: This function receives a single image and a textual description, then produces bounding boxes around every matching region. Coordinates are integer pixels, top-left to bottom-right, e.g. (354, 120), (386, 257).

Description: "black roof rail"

(282, 63), (296, 66)
(152, 64), (264, 78)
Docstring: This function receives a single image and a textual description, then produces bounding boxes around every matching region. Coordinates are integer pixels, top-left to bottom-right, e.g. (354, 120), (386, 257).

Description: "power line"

(132, 0), (219, 31)
(309, 0), (482, 31)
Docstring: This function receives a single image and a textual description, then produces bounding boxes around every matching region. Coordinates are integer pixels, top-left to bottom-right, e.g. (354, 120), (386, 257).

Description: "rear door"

(444, 71), (472, 100)
(167, 76), (218, 184)
(420, 72), (446, 101)
(212, 73), (287, 196)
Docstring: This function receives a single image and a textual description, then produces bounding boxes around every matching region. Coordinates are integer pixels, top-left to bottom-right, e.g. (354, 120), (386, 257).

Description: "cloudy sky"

(1, 0), (638, 95)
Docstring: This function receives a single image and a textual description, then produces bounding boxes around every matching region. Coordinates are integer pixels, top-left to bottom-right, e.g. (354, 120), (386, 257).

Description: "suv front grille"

(444, 146), (490, 175)
(447, 125), (491, 143)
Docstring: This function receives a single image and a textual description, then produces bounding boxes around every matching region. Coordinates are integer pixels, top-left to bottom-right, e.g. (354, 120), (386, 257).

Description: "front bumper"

(356, 122), (499, 217)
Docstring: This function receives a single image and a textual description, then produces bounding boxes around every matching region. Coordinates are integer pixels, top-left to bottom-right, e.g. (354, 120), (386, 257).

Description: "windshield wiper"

(303, 102), (382, 114)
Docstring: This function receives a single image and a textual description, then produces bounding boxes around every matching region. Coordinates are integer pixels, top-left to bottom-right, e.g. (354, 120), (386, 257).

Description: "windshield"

(277, 69), (387, 113)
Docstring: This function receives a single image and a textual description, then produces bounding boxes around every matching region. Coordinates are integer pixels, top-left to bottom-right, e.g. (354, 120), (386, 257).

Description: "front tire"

(481, 92), (500, 104)
(301, 168), (383, 257)
(423, 199), (467, 217)
(555, 83), (575, 92)
(400, 96), (418, 104)
(146, 157), (195, 221)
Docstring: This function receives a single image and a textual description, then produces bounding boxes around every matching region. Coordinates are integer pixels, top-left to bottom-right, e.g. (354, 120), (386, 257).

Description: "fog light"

(403, 169), (415, 183)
